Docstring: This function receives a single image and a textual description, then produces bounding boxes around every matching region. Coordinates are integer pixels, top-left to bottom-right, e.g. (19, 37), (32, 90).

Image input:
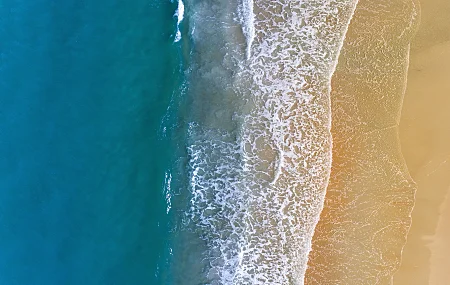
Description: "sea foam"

(174, 0), (184, 42)
(238, 0), (255, 59)
(179, 0), (359, 284)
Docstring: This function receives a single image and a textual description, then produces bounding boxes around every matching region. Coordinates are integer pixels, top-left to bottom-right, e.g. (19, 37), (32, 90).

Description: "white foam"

(164, 171), (173, 214)
(238, 0), (255, 59)
(270, 145), (283, 184)
(174, 0), (185, 42)
(183, 0), (359, 284)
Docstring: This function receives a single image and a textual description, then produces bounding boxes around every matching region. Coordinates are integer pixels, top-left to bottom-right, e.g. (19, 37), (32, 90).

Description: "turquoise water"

(0, 0), (181, 284)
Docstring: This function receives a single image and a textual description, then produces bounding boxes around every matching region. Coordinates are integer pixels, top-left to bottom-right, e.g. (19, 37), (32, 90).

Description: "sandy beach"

(305, 0), (419, 284)
(394, 0), (450, 283)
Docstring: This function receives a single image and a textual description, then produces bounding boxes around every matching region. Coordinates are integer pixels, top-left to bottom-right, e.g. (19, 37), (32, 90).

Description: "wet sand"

(394, 0), (450, 282)
(430, 189), (450, 284)
(305, 0), (419, 284)
(429, 191), (450, 284)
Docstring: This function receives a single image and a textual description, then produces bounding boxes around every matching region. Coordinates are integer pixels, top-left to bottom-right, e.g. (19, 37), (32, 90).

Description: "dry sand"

(394, 0), (450, 282)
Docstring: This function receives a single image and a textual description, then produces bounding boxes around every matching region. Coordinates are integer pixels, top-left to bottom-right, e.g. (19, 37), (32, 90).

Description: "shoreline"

(305, 0), (419, 283)
(394, 0), (450, 283)
(394, 38), (450, 284)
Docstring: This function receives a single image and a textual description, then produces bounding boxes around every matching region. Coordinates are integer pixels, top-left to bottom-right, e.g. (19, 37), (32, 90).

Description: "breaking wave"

(174, 0), (184, 42)
(174, 0), (359, 284)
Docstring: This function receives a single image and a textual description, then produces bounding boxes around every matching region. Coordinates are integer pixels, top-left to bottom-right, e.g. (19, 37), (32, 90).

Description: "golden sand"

(394, 0), (450, 282)
(305, 0), (420, 284)
(305, 0), (450, 283)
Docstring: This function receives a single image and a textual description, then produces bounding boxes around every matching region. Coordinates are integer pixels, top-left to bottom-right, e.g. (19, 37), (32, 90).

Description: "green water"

(0, 0), (182, 284)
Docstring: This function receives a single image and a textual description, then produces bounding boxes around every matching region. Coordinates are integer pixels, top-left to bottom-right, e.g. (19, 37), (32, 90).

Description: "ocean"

(0, 0), (419, 284)
(0, 0), (180, 284)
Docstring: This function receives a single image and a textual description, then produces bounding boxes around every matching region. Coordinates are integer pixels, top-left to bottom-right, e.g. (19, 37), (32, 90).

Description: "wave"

(176, 0), (359, 284)
(238, 0), (255, 59)
(174, 0), (184, 42)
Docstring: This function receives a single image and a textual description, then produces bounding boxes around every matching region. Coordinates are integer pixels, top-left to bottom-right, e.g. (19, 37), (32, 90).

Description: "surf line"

(239, 0), (255, 59)
(174, 0), (185, 43)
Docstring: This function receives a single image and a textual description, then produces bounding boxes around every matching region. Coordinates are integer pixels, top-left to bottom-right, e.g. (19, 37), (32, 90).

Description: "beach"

(429, 192), (450, 284)
(305, 0), (450, 283)
(394, 0), (450, 283)
(304, 0), (450, 283)
(0, 0), (447, 283)
(306, 0), (419, 284)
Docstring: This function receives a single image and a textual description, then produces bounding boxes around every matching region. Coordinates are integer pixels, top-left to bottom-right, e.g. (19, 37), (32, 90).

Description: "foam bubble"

(180, 0), (359, 284)
(164, 171), (173, 214)
(174, 0), (185, 42)
(238, 0), (255, 59)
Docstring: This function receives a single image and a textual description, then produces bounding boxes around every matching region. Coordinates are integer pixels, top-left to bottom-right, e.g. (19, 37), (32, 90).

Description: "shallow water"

(170, 0), (358, 283)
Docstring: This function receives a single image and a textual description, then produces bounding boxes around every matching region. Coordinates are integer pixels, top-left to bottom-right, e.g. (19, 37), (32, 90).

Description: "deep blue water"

(0, 0), (181, 284)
